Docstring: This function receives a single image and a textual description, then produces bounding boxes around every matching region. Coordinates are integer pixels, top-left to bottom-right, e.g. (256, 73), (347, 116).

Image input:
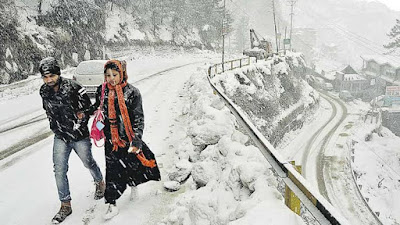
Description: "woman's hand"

(128, 146), (141, 154)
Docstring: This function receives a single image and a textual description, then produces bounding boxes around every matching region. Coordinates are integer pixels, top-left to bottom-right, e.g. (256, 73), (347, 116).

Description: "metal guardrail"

(348, 139), (384, 225)
(207, 60), (351, 225)
(208, 57), (255, 78)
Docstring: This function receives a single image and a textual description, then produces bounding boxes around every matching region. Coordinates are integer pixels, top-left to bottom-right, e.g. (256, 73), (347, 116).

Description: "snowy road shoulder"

(159, 71), (304, 224)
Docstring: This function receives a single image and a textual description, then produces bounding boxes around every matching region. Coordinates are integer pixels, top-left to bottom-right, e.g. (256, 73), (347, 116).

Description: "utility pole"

(272, 0), (279, 53)
(284, 26), (287, 54)
(222, 0), (226, 71)
(289, 0), (297, 51)
(277, 20), (281, 51)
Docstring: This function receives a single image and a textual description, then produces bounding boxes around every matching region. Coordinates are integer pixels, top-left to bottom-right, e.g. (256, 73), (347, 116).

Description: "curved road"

(301, 89), (381, 225)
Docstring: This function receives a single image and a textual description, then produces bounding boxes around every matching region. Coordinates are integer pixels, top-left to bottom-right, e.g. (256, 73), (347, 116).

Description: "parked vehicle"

(73, 60), (107, 96)
(339, 90), (353, 101)
(322, 82), (333, 91)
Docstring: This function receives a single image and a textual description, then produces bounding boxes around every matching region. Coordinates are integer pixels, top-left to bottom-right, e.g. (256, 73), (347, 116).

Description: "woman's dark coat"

(91, 83), (161, 203)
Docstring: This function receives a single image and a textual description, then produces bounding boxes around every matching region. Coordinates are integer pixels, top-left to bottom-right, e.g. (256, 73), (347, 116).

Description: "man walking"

(39, 57), (105, 224)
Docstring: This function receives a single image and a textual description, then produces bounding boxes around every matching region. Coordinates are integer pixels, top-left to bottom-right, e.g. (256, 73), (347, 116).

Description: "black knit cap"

(39, 57), (61, 76)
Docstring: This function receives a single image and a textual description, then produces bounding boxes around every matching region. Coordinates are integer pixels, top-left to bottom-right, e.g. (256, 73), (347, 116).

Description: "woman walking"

(91, 59), (161, 220)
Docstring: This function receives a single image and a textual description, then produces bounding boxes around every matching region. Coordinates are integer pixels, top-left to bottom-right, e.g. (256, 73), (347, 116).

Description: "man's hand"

(76, 111), (85, 120)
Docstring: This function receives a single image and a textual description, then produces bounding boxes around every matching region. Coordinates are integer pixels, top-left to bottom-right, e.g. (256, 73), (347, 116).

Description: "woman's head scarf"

(104, 60), (134, 151)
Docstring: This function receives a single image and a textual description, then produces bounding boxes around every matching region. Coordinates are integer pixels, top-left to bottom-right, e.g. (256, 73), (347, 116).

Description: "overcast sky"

(362, 0), (400, 11)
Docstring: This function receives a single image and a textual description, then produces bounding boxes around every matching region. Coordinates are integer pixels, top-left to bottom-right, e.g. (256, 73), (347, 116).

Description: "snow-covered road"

(321, 94), (382, 225)
(278, 89), (383, 225)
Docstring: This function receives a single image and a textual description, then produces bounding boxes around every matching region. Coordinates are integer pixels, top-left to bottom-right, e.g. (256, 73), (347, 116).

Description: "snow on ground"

(350, 110), (400, 224)
(0, 52), (303, 225)
(277, 94), (329, 162)
(160, 70), (304, 225)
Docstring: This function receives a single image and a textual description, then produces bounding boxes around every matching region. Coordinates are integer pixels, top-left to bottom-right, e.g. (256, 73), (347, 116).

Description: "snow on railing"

(348, 139), (384, 225)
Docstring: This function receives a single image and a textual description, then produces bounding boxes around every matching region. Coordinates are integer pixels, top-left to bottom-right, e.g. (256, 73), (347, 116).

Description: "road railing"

(208, 57), (255, 78)
(348, 139), (384, 225)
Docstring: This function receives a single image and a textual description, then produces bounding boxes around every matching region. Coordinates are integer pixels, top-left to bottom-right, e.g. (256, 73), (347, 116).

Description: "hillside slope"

(0, 0), (227, 84)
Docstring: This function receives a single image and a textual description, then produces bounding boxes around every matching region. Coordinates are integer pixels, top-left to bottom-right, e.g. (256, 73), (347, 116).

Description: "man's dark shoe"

(52, 203), (72, 224)
(94, 180), (105, 200)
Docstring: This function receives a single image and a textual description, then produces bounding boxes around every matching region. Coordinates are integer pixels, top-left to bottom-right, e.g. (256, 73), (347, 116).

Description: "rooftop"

(361, 54), (400, 68)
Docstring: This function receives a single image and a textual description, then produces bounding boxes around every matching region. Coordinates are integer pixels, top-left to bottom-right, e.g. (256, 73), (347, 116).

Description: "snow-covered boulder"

(168, 159), (193, 183)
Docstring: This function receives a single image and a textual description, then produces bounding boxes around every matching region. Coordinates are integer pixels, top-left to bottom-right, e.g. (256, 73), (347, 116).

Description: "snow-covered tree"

(36, 0), (106, 66)
(0, 0), (42, 84)
(384, 19), (400, 53)
(1, 0), (233, 83)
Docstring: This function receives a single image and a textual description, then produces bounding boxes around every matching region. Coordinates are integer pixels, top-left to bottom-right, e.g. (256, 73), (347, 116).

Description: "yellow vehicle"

(243, 29), (273, 60)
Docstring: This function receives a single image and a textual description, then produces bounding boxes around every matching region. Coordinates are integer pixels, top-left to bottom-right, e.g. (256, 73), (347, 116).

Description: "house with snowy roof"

(361, 55), (400, 85)
(335, 65), (371, 99)
(360, 54), (400, 100)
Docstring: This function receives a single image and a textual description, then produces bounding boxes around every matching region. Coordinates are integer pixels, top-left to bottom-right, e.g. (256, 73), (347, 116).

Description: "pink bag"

(90, 82), (106, 147)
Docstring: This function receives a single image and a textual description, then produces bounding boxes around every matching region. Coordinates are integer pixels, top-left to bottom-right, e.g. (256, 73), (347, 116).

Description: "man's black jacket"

(40, 77), (91, 142)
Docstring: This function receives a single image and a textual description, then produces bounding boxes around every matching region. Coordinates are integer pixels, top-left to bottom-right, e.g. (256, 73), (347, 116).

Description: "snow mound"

(162, 71), (304, 224)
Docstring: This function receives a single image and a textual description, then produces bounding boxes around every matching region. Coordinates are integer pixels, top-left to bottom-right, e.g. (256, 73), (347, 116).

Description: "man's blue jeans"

(53, 137), (103, 202)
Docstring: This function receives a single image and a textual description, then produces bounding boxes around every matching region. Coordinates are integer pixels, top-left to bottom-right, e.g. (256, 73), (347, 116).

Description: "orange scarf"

(104, 60), (156, 168)
(107, 82), (134, 151)
(105, 60), (133, 151)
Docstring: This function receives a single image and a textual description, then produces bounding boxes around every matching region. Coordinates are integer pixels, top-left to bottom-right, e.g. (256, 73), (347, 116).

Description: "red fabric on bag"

(90, 110), (105, 147)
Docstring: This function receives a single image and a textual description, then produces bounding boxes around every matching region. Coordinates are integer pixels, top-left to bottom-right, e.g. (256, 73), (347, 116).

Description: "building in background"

(361, 55), (400, 96)
(335, 65), (371, 100)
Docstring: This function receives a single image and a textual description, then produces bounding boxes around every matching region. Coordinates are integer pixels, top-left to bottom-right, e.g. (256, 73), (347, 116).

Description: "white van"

(73, 60), (107, 96)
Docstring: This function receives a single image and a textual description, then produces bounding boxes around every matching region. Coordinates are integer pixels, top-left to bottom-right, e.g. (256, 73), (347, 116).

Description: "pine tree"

(384, 19), (400, 53)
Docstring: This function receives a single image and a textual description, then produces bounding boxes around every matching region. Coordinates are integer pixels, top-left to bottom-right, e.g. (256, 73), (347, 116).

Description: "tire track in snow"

(301, 96), (336, 178)
(132, 61), (205, 85)
(0, 130), (53, 160)
(316, 92), (341, 202)
(319, 93), (382, 225)
(0, 113), (47, 134)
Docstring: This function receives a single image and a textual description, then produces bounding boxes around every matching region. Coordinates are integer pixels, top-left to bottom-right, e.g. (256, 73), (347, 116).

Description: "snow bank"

(161, 71), (304, 224)
(352, 126), (400, 225)
(211, 55), (317, 147)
